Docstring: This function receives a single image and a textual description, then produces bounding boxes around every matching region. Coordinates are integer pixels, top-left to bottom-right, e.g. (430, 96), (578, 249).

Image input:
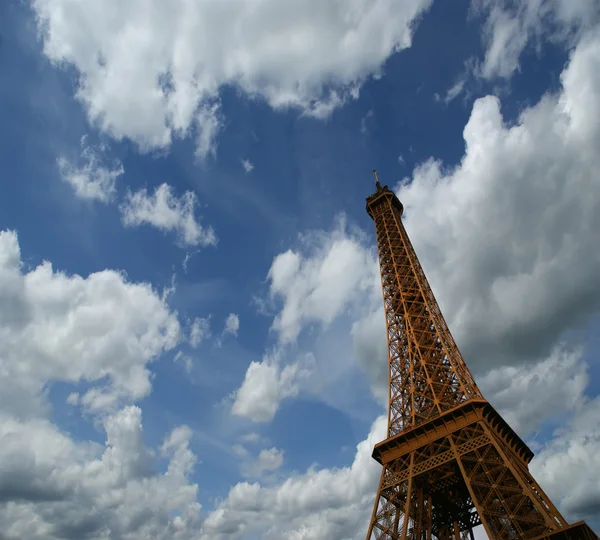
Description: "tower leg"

(366, 419), (571, 540)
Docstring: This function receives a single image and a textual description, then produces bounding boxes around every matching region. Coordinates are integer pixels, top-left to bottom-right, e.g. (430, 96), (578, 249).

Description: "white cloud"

(0, 406), (201, 539)
(121, 183), (217, 248)
(0, 230), (205, 538)
(194, 101), (223, 159)
(32, 0), (433, 156)
(435, 76), (467, 105)
(479, 346), (589, 437)
(396, 27), (600, 373)
(256, 447), (284, 472)
(243, 447), (285, 478)
(223, 313), (240, 338)
(200, 415), (386, 540)
(0, 229), (180, 416)
(531, 395), (600, 522)
(350, 307), (388, 406)
(246, 219), (386, 416)
(174, 351), (194, 374)
(473, 0), (599, 80)
(219, 27), (600, 534)
(267, 216), (379, 344)
(57, 136), (123, 202)
(189, 316), (211, 348)
(214, 313), (240, 347)
(476, 2), (530, 79)
(360, 109), (374, 135)
(231, 351), (313, 423)
(240, 432), (262, 445)
(242, 159), (254, 173)
(228, 32), (600, 492)
(232, 444), (249, 457)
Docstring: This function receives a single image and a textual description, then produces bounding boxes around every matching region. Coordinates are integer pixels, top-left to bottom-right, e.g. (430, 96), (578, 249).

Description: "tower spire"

(364, 173), (597, 540)
(373, 169), (382, 190)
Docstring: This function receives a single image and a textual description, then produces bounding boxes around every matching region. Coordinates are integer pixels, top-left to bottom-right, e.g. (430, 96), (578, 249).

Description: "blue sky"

(1, 0), (599, 538)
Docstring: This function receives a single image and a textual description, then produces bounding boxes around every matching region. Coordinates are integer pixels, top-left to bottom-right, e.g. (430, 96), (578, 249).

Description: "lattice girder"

(366, 414), (567, 540)
(367, 186), (482, 436)
(364, 178), (598, 539)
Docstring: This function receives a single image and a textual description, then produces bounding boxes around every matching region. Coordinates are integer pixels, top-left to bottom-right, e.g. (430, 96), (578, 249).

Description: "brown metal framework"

(364, 173), (597, 540)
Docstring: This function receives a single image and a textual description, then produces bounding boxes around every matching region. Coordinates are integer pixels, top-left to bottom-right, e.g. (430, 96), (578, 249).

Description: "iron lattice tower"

(365, 172), (597, 540)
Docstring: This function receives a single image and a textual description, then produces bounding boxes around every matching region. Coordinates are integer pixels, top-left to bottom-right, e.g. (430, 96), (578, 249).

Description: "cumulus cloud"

(230, 220), (383, 421)
(241, 218), (385, 415)
(0, 406), (201, 539)
(243, 447), (285, 478)
(121, 183), (217, 248)
(231, 351), (314, 423)
(32, 0), (433, 156)
(57, 136), (123, 202)
(200, 415), (386, 540)
(473, 0), (599, 80)
(234, 216), (387, 416)
(378, 28), (600, 523)
(222, 27), (600, 534)
(479, 347), (589, 437)
(397, 27), (600, 373)
(0, 229), (180, 416)
(350, 307), (388, 406)
(267, 216), (379, 344)
(531, 396), (600, 523)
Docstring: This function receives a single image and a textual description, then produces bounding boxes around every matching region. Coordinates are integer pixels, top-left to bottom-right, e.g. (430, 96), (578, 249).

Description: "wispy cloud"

(360, 109), (374, 135)
(120, 183), (217, 248)
(57, 136), (123, 202)
(242, 159), (254, 173)
(435, 77), (467, 106)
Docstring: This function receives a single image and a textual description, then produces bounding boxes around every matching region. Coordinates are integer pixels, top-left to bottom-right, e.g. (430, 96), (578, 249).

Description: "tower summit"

(364, 172), (597, 540)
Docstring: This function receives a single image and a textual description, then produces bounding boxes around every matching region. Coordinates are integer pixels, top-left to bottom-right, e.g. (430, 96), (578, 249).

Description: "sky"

(0, 0), (599, 538)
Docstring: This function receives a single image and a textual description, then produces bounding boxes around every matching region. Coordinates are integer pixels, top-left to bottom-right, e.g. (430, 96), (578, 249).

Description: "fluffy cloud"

(387, 27), (600, 524)
(121, 183), (217, 248)
(240, 432), (263, 445)
(200, 415), (386, 540)
(0, 406), (201, 539)
(397, 27), (600, 373)
(350, 307), (388, 406)
(242, 447), (285, 478)
(0, 230), (204, 538)
(57, 136), (123, 202)
(0, 229), (180, 416)
(479, 347), (589, 437)
(32, 0), (433, 156)
(231, 351), (314, 423)
(473, 0), (599, 80)
(267, 216), (379, 344)
(531, 396), (600, 522)
(223, 27), (600, 535)
(264, 219), (398, 417)
(223, 313), (240, 338)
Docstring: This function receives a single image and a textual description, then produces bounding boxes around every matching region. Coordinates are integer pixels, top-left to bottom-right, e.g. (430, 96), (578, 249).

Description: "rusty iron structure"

(364, 172), (597, 540)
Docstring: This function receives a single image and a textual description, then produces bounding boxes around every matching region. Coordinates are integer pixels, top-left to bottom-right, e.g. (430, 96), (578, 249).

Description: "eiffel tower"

(364, 172), (597, 540)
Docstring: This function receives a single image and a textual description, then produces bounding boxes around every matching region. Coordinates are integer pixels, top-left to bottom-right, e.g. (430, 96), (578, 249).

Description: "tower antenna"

(372, 169), (382, 190)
